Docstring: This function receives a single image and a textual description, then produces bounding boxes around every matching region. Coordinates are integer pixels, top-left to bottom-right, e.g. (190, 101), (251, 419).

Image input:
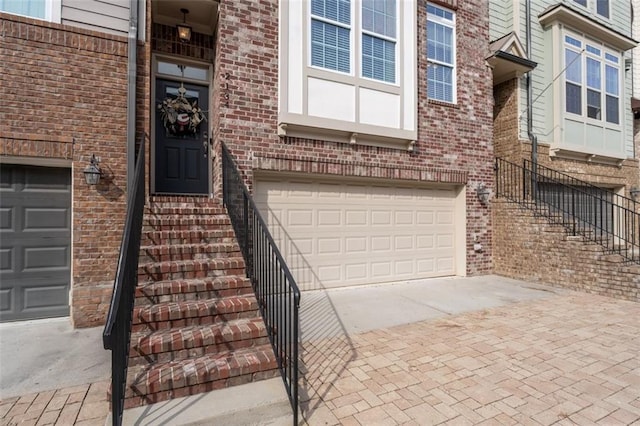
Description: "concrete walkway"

(2, 275), (639, 425)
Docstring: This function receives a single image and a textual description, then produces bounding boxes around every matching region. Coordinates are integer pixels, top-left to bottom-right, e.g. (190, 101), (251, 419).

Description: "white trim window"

(310, 0), (352, 74)
(0, 0), (60, 22)
(571, 0), (609, 19)
(564, 33), (620, 125)
(426, 3), (456, 103)
(361, 0), (397, 83)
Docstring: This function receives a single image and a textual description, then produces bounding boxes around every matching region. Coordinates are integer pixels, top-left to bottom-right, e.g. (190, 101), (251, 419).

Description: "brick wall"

(0, 13), (129, 327)
(493, 201), (639, 301)
(213, 0), (494, 275)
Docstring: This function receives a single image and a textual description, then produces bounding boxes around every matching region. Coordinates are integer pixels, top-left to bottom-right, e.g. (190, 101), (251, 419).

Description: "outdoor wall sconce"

(476, 183), (491, 205)
(630, 187), (640, 201)
(177, 8), (192, 43)
(83, 154), (102, 186)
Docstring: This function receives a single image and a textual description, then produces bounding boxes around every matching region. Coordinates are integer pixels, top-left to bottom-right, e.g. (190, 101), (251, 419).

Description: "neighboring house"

(0, 0), (494, 416)
(489, 0), (640, 298)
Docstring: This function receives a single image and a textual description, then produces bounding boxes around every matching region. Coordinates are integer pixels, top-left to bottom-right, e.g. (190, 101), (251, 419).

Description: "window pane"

(565, 49), (581, 83)
(597, 0), (609, 18)
(605, 65), (618, 95)
(362, 34), (395, 83)
(0, 0), (45, 18)
(606, 95), (618, 124)
(565, 36), (582, 48)
(572, 0), (587, 5)
(427, 22), (453, 66)
(311, 0), (350, 24)
(586, 57), (601, 89)
(428, 63), (453, 102)
(566, 82), (581, 114)
(362, 0), (396, 38)
(587, 89), (601, 119)
(311, 20), (350, 73)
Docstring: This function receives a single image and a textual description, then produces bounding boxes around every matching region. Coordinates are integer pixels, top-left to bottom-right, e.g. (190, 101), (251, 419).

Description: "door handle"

(203, 132), (208, 158)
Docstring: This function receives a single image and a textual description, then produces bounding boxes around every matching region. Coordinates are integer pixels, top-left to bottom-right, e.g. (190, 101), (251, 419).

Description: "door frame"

(151, 54), (213, 195)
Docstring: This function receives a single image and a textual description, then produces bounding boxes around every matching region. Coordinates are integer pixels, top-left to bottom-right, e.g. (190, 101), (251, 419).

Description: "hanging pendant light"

(177, 8), (192, 43)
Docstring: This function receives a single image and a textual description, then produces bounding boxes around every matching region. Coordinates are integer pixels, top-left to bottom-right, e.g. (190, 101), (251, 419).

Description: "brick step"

(132, 295), (259, 330)
(142, 229), (237, 246)
(123, 344), (279, 408)
(135, 276), (253, 305)
(144, 216), (232, 231)
(139, 242), (242, 263)
(145, 205), (228, 216)
(138, 257), (246, 282)
(129, 318), (270, 366)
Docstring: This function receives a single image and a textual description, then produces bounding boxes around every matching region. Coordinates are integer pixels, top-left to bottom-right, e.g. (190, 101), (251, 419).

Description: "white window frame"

(426, 3), (456, 104)
(0, 0), (61, 23)
(571, 0), (610, 19)
(563, 30), (621, 128)
(360, 0), (399, 85)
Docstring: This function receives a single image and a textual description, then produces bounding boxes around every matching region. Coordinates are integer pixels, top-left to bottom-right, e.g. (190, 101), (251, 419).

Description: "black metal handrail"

(495, 157), (639, 263)
(103, 136), (146, 426)
(221, 143), (301, 425)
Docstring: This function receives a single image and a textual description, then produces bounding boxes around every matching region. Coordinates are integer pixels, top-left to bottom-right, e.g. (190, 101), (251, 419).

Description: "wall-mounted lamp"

(176, 8), (192, 43)
(630, 187), (640, 201)
(83, 154), (102, 186)
(476, 183), (491, 205)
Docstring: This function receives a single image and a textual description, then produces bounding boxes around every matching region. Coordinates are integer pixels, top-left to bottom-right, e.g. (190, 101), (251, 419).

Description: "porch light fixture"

(177, 8), (192, 43)
(630, 187), (640, 201)
(83, 154), (102, 186)
(476, 183), (491, 205)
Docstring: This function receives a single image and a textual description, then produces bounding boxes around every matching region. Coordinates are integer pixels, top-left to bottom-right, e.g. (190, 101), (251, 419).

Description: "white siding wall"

(633, 0), (640, 99)
(62, 0), (129, 36)
(489, 0), (513, 42)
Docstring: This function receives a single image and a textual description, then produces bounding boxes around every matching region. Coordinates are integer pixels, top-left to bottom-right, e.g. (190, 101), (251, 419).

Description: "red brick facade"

(0, 13), (129, 327)
(212, 0), (494, 276)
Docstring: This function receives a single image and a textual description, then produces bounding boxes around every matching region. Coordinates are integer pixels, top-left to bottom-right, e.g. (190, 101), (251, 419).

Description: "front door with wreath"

(155, 78), (209, 194)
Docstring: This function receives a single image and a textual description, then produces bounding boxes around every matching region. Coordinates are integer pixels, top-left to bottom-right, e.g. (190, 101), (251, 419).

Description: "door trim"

(151, 54), (213, 195)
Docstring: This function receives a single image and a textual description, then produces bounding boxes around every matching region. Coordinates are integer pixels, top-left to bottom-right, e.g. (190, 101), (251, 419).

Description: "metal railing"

(221, 143), (301, 425)
(103, 137), (146, 426)
(495, 157), (639, 263)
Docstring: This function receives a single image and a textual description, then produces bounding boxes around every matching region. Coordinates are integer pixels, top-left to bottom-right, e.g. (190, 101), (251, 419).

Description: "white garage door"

(255, 178), (459, 291)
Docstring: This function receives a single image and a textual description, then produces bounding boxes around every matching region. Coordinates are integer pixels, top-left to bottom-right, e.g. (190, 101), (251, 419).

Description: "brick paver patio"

(2, 291), (639, 425)
(299, 292), (640, 425)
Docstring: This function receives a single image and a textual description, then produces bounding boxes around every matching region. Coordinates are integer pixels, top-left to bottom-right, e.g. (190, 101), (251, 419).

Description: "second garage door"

(255, 177), (461, 291)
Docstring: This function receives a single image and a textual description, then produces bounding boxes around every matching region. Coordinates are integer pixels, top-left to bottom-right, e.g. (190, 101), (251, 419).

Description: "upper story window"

(571, 0), (609, 19)
(0, 0), (60, 21)
(426, 3), (456, 103)
(311, 0), (352, 73)
(361, 0), (396, 83)
(564, 33), (620, 125)
(310, 0), (398, 84)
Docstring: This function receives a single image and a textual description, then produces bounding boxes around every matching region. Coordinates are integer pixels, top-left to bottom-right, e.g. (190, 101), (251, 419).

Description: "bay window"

(564, 33), (620, 125)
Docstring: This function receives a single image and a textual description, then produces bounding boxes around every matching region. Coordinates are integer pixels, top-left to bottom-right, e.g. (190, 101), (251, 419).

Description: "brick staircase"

(123, 196), (279, 408)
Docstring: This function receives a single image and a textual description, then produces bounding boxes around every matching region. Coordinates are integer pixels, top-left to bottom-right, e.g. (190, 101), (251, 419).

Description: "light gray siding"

(513, 0), (635, 158)
(61, 0), (129, 36)
(489, 0), (513, 42)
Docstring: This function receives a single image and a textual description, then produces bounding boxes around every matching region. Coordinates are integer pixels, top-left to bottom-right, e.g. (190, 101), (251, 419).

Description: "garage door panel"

(0, 207), (13, 230)
(256, 178), (459, 290)
(0, 165), (70, 322)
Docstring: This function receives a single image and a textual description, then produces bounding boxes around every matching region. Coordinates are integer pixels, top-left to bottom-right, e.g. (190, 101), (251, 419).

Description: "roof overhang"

(486, 32), (537, 86)
(538, 4), (637, 51)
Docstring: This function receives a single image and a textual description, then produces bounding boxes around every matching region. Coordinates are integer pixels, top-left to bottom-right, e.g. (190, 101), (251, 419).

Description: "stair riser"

(131, 311), (261, 333)
(145, 207), (228, 216)
(122, 369), (280, 409)
(138, 268), (246, 282)
(128, 337), (272, 367)
(142, 230), (236, 245)
(144, 218), (231, 228)
(139, 250), (242, 264)
(135, 287), (254, 305)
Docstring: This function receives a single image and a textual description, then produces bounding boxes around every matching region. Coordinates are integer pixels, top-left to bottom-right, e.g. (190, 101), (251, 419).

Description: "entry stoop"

(121, 196), (281, 410)
(110, 378), (292, 425)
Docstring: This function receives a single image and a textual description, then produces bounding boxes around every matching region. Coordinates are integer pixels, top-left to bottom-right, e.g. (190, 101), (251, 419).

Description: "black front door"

(155, 79), (209, 194)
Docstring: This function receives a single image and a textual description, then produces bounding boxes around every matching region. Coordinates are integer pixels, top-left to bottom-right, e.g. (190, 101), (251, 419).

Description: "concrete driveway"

(1, 275), (639, 425)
